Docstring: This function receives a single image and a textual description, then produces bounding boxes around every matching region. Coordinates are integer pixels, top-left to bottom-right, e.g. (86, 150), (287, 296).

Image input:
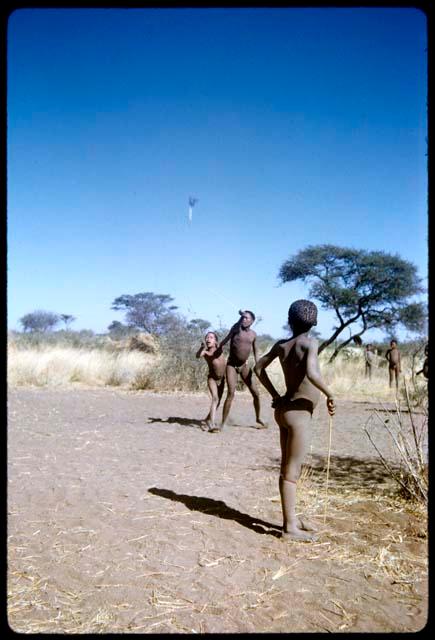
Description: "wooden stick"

(323, 414), (333, 524)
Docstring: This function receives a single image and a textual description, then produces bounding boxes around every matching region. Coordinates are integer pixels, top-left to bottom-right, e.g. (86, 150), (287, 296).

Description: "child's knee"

(283, 464), (301, 483)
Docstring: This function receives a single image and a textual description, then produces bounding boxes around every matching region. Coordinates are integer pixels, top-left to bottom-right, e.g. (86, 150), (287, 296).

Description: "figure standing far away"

(254, 300), (335, 542)
(385, 339), (401, 390)
(196, 331), (226, 431)
(211, 309), (267, 433)
(365, 343), (375, 379)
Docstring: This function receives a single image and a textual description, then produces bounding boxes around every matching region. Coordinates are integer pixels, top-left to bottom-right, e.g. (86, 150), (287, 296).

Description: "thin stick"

(323, 414), (333, 524)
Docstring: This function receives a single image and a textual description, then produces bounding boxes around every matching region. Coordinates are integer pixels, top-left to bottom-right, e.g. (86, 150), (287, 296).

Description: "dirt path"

(8, 388), (428, 633)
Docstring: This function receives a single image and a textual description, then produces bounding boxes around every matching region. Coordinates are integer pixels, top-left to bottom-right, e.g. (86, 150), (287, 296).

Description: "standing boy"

(365, 344), (375, 379)
(196, 332), (227, 431)
(385, 339), (401, 390)
(254, 300), (335, 542)
(211, 310), (267, 432)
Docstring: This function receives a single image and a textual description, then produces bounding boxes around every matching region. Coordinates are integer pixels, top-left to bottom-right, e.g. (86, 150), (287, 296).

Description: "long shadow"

(255, 453), (400, 491)
(147, 416), (259, 431)
(148, 416), (206, 429)
(148, 487), (282, 538)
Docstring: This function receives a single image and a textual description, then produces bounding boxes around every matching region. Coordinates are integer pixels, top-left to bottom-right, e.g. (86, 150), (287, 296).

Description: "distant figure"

(364, 344), (375, 379)
(416, 343), (428, 380)
(385, 339), (401, 390)
(196, 332), (226, 431)
(254, 300), (335, 542)
(212, 310), (267, 432)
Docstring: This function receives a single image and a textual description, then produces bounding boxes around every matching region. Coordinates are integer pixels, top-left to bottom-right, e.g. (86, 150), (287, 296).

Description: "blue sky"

(7, 7), (428, 341)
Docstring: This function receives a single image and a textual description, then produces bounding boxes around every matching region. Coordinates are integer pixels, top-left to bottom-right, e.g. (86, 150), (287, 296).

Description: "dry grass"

(8, 336), (427, 402)
(7, 345), (156, 388)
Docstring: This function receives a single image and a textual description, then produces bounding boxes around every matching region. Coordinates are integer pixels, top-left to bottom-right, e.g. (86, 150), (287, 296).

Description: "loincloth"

(227, 358), (247, 374)
(274, 396), (315, 416)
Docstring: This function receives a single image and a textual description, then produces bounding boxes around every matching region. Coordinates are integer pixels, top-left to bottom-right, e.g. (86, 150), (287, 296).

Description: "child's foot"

(256, 419), (268, 429)
(281, 528), (318, 542)
(208, 425), (222, 433)
(297, 517), (317, 532)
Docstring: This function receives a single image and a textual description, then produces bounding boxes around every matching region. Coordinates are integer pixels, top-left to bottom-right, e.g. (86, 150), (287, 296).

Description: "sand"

(7, 387), (428, 633)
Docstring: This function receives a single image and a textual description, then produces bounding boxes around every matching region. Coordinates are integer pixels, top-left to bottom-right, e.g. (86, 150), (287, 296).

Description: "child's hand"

(326, 397), (335, 416)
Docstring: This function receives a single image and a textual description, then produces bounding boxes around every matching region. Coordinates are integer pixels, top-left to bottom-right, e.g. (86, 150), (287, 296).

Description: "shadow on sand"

(256, 453), (398, 492)
(147, 416), (207, 429)
(148, 487), (282, 538)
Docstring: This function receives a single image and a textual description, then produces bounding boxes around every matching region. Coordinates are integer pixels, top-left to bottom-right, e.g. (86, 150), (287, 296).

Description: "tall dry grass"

(7, 344), (156, 388)
(7, 337), (428, 404)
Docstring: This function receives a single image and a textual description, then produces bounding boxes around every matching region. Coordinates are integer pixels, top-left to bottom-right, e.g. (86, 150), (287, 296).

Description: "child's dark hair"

(288, 300), (317, 332)
(242, 309), (256, 321)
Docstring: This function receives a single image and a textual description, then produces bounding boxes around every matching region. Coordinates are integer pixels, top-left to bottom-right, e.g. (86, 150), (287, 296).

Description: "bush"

(363, 380), (428, 504)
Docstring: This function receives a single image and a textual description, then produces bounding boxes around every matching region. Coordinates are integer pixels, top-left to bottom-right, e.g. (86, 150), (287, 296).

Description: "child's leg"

(216, 378), (225, 409)
(206, 378), (219, 428)
(241, 365), (267, 428)
(219, 365), (237, 429)
(277, 408), (316, 541)
(388, 367), (393, 388)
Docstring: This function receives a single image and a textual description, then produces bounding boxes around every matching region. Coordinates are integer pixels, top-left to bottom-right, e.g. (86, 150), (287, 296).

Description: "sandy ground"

(7, 387), (428, 633)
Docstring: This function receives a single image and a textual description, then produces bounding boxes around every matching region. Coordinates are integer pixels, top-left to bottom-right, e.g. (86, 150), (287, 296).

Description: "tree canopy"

(19, 310), (60, 333)
(278, 245), (426, 359)
(111, 292), (183, 336)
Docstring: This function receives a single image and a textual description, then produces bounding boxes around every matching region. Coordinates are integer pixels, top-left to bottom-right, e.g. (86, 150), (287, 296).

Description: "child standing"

(385, 339), (401, 390)
(196, 332), (226, 431)
(365, 344), (375, 379)
(254, 300), (335, 542)
(215, 310), (267, 432)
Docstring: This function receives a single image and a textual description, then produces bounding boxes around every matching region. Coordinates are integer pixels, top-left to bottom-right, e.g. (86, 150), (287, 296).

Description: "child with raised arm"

(211, 310), (267, 433)
(196, 332), (226, 431)
(385, 339), (401, 390)
(254, 300), (335, 542)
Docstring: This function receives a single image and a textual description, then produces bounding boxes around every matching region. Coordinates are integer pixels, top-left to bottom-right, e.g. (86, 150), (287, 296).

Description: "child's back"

(276, 334), (320, 407)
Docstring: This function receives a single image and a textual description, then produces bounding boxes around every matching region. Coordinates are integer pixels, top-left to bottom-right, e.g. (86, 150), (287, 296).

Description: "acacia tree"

(278, 245), (426, 361)
(19, 310), (60, 333)
(111, 292), (180, 336)
(60, 314), (76, 329)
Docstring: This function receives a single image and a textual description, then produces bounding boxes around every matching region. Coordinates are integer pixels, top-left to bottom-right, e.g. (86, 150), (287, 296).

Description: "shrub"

(363, 380), (428, 504)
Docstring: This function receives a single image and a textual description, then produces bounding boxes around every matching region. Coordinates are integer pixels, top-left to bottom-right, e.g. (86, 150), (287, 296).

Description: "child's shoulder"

(294, 333), (318, 350)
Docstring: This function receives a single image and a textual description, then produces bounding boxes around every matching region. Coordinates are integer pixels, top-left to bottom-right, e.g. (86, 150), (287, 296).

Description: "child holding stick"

(254, 300), (335, 542)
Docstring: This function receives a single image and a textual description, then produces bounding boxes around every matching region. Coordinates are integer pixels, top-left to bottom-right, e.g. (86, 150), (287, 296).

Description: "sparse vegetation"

(363, 381), (428, 504)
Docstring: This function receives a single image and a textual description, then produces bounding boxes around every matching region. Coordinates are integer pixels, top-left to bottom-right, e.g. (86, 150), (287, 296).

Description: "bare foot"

(298, 517), (317, 532)
(256, 420), (268, 429)
(281, 528), (318, 542)
(208, 425), (222, 433)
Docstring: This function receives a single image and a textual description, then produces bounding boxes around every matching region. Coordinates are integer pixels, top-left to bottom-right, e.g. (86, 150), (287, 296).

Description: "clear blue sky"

(7, 7), (428, 341)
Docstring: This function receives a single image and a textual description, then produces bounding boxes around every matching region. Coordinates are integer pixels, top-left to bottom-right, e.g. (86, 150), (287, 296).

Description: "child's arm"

(218, 317), (242, 348)
(254, 343), (281, 402)
(306, 339), (335, 416)
(196, 343), (206, 359)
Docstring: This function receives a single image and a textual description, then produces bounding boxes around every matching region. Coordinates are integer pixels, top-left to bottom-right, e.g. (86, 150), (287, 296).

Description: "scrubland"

(7, 332), (427, 404)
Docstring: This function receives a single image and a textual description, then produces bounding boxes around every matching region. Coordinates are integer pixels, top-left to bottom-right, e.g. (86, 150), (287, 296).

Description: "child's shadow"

(148, 416), (206, 430)
(148, 487), (281, 537)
